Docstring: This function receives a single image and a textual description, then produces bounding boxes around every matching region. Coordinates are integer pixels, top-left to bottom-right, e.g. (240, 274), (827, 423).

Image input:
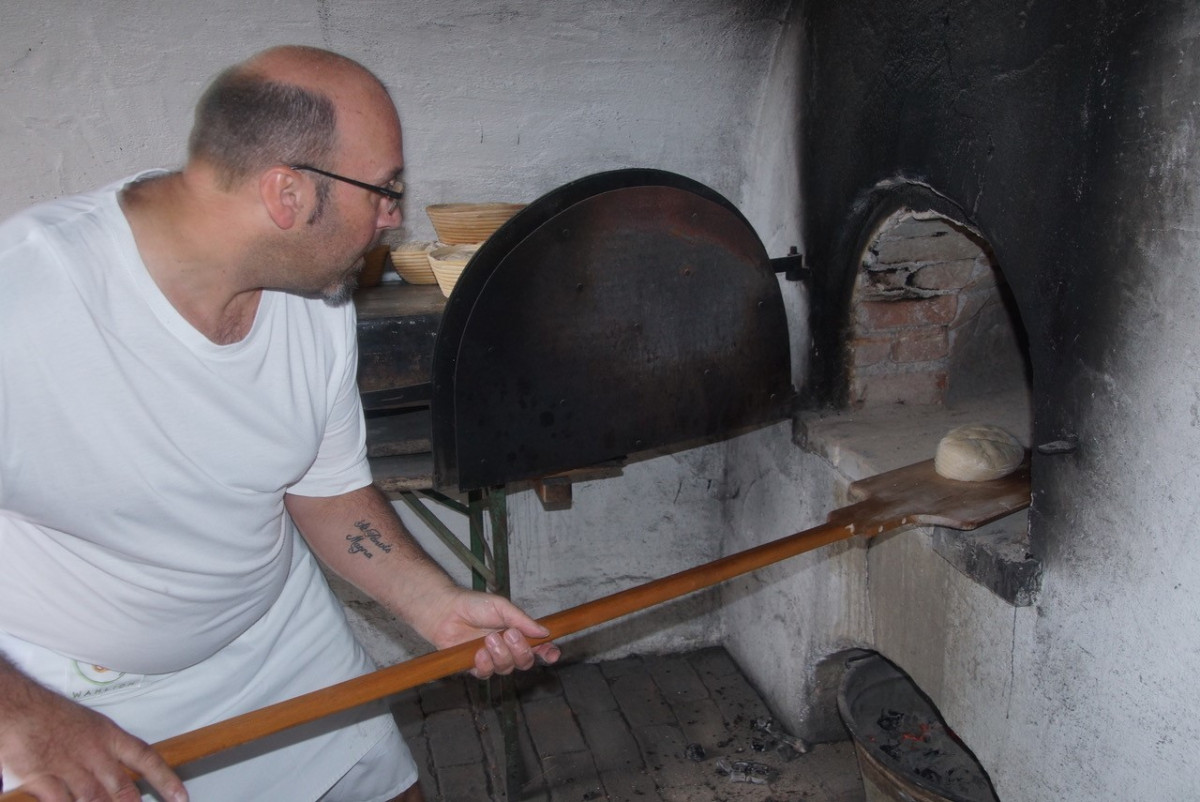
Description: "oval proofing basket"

(427, 244), (480, 297)
(426, 203), (526, 245)
(390, 242), (437, 284)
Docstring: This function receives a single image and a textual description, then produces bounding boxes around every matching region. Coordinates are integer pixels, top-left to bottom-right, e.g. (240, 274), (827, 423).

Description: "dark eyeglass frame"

(289, 164), (404, 213)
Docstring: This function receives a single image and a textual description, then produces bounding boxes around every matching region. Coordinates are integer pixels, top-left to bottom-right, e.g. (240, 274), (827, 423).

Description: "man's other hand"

(0, 662), (187, 802)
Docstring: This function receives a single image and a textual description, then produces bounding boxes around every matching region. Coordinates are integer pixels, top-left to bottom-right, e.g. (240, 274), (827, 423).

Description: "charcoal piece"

(716, 759), (776, 784)
(878, 708), (905, 731)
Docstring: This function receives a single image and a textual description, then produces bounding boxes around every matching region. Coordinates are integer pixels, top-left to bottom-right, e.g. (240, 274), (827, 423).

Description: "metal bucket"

(837, 653), (1000, 802)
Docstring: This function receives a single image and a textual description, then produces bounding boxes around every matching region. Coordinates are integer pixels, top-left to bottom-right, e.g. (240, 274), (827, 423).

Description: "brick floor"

(393, 646), (865, 801)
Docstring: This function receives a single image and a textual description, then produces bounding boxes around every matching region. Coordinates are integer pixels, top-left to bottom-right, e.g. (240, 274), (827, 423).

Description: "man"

(0, 45), (558, 802)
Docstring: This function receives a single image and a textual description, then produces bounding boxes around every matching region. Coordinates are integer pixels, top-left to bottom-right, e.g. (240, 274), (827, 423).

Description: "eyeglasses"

(290, 164), (405, 215)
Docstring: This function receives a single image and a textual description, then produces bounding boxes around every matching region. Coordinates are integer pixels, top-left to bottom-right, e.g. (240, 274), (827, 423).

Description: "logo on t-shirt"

(69, 661), (141, 700)
(73, 661), (126, 685)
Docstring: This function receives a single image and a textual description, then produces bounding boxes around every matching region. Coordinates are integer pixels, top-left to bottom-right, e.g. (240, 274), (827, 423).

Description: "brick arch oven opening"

(796, 186), (1043, 609)
(848, 209), (1031, 415)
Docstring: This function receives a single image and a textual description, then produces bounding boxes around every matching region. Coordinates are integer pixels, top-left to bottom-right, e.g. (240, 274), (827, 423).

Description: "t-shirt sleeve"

(288, 303), (373, 497)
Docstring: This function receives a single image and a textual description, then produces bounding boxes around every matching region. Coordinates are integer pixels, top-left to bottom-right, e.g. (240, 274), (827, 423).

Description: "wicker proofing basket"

(426, 202), (526, 245)
(427, 244), (480, 297)
(390, 242), (437, 284)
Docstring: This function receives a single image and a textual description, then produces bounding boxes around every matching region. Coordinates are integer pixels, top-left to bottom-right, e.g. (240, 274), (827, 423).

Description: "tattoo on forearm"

(345, 519), (395, 559)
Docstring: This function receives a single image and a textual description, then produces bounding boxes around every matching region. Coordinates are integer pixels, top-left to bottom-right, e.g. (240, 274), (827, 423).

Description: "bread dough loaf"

(934, 424), (1024, 481)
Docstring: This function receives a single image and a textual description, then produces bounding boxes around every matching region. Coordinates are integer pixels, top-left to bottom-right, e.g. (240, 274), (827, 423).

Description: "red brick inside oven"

(848, 213), (1000, 407)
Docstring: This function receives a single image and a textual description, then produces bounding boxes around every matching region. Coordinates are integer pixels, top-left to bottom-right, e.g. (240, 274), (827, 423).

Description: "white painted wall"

(718, 421), (872, 737)
(0, 0), (798, 240)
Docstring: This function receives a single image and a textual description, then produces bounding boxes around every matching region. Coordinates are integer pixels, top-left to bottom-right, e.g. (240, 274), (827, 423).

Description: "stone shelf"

(794, 389), (1041, 607)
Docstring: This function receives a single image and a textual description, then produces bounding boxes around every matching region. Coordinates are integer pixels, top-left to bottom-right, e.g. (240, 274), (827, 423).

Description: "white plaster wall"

(0, 0), (797, 241)
(737, 0), (803, 261)
(505, 444), (731, 661)
(736, 0), (810, 394)
(718, 421), (872, 738)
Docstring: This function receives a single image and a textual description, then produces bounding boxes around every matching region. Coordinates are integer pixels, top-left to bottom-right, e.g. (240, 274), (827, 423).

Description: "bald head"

(187, 46), (395, 190)
(242, 46), (390, 98)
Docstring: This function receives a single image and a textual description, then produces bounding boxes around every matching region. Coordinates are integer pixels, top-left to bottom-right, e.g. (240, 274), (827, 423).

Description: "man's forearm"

(0, 649), (33, 703)
(0, 650), (44, 711)
(285, 484), (461, 641)
(287, 483), (560, 676)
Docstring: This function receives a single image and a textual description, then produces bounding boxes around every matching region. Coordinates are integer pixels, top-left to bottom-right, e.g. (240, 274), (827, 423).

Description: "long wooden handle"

(164, 517), (857, 765)
(0, 517), (857, 802)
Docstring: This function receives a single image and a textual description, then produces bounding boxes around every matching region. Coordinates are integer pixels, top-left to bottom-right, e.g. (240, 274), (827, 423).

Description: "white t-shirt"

(0, 174), (373, 674)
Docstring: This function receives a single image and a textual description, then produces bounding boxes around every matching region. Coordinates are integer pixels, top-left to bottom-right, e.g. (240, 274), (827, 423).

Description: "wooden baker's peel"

(828, 457), (1031, 534)
(0, 459), (1030, 801)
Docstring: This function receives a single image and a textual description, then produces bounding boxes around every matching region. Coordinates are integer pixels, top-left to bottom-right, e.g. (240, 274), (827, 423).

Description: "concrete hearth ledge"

(793, 390), (1042, 606)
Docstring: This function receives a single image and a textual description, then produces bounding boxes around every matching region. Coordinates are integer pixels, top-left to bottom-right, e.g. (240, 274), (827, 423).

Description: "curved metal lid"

(432, 168), (793, 491)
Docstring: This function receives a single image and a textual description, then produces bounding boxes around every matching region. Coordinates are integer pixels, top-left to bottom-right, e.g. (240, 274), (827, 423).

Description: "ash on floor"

(391, 646), (865, 801)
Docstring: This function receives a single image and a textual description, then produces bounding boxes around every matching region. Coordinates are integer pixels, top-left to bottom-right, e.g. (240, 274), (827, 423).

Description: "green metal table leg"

(480, 487), (523, 798)
(397, 484), (522, 797)
(487, 486), (510, 599)
(395, 491), (492, 584)
(468, 489), (489, 592)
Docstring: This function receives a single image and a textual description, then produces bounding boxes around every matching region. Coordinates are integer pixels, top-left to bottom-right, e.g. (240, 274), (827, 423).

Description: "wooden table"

(355, 283), (445, 411)
(354, 282), (445, 492)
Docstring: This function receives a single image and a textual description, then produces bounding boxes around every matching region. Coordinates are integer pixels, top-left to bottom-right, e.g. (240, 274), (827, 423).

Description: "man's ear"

(260, 167), (304, 229)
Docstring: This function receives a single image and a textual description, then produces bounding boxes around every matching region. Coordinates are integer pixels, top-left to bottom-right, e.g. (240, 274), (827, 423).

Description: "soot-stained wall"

(801, 0), (1191, 550)
(800, 1), (1200, 797)
(803, 1), (1119, 417)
